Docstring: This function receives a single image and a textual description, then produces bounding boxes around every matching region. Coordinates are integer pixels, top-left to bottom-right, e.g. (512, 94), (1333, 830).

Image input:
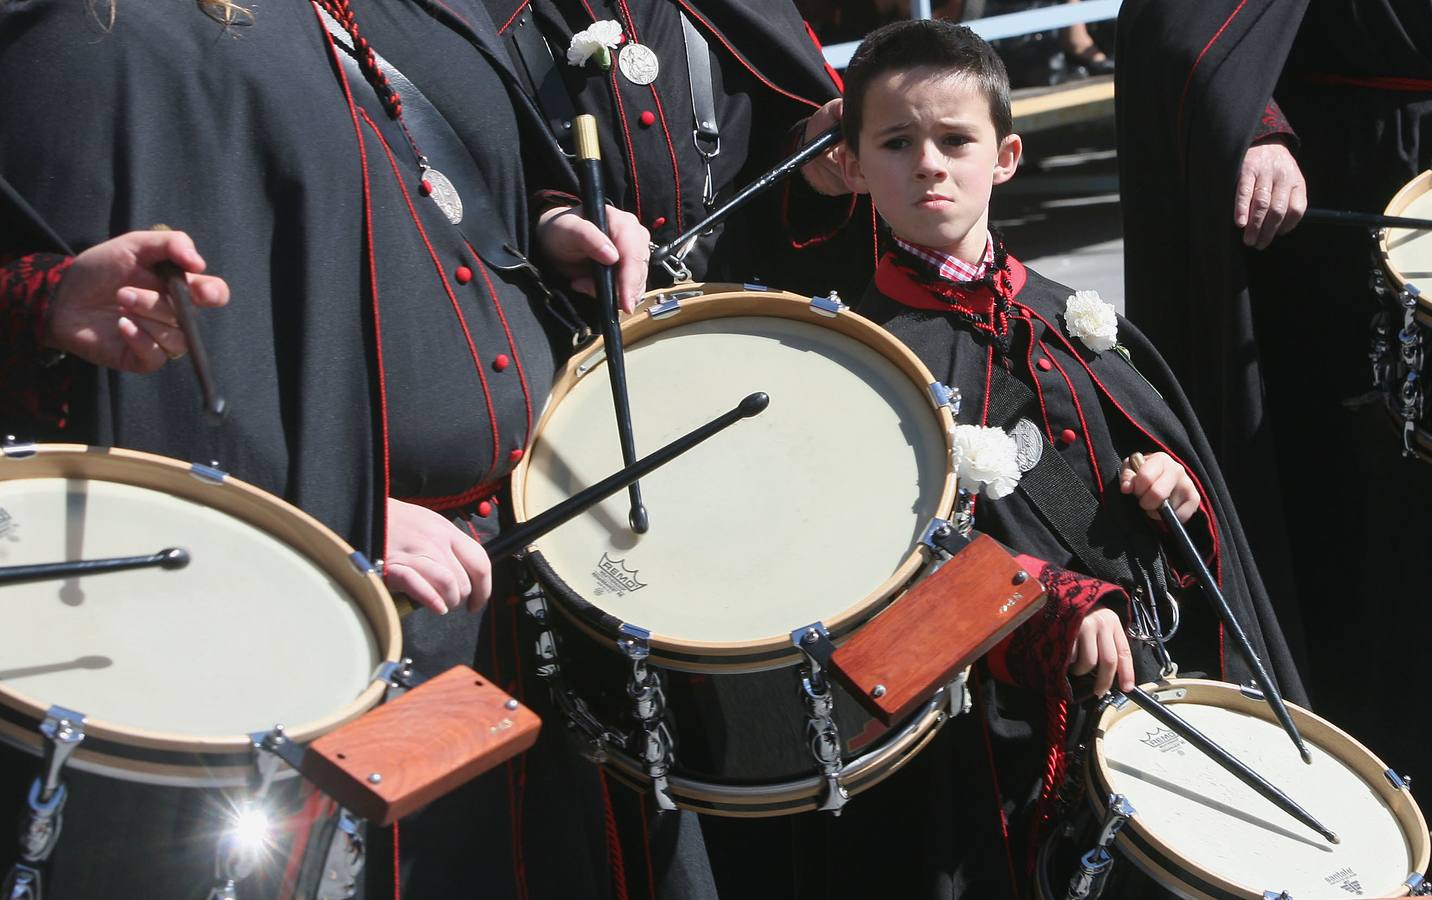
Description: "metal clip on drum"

(1, 707), (86, 900)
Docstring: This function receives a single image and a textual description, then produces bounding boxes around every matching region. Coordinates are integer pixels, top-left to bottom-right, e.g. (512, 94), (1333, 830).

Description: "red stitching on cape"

(1022, 313), (1104, 495)
(802, 19), (844, 92)
(360, 109), (504, 482)
(315, 1), (392, 557)
(469, 247), (534, 445)
(673, 0), (820, 110)
(1176, 0), (1251, 143)
(598, 770), (629, 900)
(497, 0), (531, 34)
(1020, 304), (1222, 585)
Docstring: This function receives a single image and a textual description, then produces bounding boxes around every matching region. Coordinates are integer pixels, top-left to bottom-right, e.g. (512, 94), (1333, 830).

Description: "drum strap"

(985, 368), (1169, 600)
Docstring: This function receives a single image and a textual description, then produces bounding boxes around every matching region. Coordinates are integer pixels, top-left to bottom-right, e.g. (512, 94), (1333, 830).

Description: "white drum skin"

(0, 445), (401, 786)
(1086, 679), (1430, 899)
(1381, 169), (1432, 327)
(514, 285), (958, 671)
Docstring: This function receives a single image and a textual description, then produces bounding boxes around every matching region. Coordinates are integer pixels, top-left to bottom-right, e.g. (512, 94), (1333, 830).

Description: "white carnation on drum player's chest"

(1064, 289), (1118, 353)
(567, 20), (623, 69)
(952, 424), (1021, 500)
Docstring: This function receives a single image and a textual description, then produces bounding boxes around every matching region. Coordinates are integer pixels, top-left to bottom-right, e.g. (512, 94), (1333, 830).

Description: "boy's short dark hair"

(842, 19), (1013, 152)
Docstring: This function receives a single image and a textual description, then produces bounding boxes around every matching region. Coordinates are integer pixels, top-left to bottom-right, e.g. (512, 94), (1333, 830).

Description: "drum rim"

(1379, 169), (1432, 300)
(1086, 678), (1431, 899)
(509, 285), (959, 667)
(0, 443), (402, 774)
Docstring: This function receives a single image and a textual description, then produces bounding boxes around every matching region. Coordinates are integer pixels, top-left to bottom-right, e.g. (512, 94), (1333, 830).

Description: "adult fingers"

(383, 561), (450, 615)
(1279, 180), (1308, 236)
(448, 531), (493, 614)
(1243, 183), (1272, 247)
(188, 273), (231, 308)
(127, 229), (209, 275)
(116, 315), (171, 374)
(1233, 157), (1257, 229)
(132, 316), (190, 362)
(606, 206), (650, 312)
(115, 288), (179, 327)
(1254, 176), (1292, 249)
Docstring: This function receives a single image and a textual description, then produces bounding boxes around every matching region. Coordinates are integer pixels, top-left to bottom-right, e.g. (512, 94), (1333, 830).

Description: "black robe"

(1117, 0), (1432, 790)
(482, 0), (878, 300)
(842, 249), (1306, 898)
(0, 2), (636, 897)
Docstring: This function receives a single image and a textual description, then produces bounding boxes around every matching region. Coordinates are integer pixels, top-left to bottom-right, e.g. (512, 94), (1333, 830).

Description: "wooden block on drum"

(831, 535), (1046, 725)
(301, 665), (540, 825)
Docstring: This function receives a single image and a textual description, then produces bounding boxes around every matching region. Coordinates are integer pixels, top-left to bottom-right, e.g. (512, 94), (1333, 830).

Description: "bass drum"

(1374, 170), (1432, 460)
(1036, 679), (1431, 899)
(0, 443), (400, 897)
(511, 283), (963, 816)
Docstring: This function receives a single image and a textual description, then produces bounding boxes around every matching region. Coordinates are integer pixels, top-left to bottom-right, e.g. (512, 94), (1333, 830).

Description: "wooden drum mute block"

(831, 535), (1046, 725)
(300, 665), (540, 825)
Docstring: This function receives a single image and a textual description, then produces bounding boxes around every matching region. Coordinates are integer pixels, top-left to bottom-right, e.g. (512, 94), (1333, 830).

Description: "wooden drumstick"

(1128, 452), (1312, 764)
(151, 224), (226, 423)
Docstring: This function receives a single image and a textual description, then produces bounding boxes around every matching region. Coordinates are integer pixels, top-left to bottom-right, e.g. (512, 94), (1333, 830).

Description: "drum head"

(0, 445), (400, 783)
(1381, 170), (1432, 304)
(1092, 680), (1429, 898)
(516, 288), (955, 667)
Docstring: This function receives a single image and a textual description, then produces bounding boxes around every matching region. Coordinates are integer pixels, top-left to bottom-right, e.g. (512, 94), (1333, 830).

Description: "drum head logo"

(1138, 727), (1186, 754)
(0, 507), (15, 541)
(1012, 418), (1043, 473)
(592, 553), (647, 596)
(1325, 867), (1363, 894)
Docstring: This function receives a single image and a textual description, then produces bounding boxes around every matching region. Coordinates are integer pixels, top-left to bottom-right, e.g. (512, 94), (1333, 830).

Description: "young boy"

(778, 18), (1303, 897)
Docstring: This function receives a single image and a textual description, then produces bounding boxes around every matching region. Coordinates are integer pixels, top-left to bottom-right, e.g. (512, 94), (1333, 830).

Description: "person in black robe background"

(0, 1), (665, 897)
(1117, 0), (1432, 790)
(483, 0), (879, 300)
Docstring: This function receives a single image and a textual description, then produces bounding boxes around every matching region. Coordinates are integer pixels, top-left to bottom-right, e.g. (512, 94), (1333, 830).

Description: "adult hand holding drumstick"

(39, 229), (229, 372)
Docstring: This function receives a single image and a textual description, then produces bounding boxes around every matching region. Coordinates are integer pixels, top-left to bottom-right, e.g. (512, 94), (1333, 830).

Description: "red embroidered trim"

(1176, 0), (1251, 144)
(497, 0), (531, 34)
(598, 770), (630, 900)
(802, 19), (844, 92)
(470, 248), (534, 444)
(361, 110), (504, 483)
(673, 1), (821, 110)
(392, 821), (401, 900)
(315, 3), (393, 556)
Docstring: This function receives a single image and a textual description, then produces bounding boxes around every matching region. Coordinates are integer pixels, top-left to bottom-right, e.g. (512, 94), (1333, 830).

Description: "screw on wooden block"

(368, 773), (382, 785)
(505, 699), (519, 711)
(1013, 570), (1029, 585)
(871, 684), (886, 699)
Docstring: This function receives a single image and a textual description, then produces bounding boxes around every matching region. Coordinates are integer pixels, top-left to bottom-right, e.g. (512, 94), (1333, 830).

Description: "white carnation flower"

(567, 20), (623, 69)
(952, 424), (1022, 500)
(1064, 289), (1118, 353)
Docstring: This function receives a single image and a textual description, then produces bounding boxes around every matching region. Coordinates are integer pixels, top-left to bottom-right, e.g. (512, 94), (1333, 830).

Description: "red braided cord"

(315, 0), (403, 118)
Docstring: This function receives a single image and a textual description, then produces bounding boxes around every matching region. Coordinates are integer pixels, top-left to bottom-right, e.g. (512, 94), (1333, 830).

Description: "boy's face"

(842, 67), (1021, 260)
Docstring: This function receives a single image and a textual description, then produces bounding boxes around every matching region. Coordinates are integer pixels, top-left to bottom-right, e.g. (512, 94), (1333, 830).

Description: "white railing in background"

(822, 0), (1122, 69)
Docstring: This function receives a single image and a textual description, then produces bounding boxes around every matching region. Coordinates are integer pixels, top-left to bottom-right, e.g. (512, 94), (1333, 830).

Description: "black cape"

(1117, 0), (1432, 790)
(482, 0), (878, 299)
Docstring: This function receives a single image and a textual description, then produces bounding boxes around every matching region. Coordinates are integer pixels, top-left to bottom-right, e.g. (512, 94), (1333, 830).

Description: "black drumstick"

(485, 392), (768, 562)
(152, 224), (226, 423)
(1122, 686), (1337, 844)
(1128, 453), (1312, 764)
(1303, 207), (1432, 231)
(574, 115), (648, 534)
(0, 548), (190, 586)
(652, 124), (841, 269)
(391, 392), (768, 617)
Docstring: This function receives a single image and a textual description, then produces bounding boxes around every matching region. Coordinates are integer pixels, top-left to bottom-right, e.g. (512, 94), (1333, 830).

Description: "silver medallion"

(1012, 417), (1044, 473)
(618, 42), (660, 86)
(422, 166), (463, 225)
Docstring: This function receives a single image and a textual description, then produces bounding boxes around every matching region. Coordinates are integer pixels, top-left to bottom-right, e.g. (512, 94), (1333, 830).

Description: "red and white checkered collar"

(892, 233), (994, 284)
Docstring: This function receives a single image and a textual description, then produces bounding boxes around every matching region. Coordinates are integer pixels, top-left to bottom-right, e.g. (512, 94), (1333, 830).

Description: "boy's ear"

(992, 133), (1022, 186)
(839, 144), (871, 195)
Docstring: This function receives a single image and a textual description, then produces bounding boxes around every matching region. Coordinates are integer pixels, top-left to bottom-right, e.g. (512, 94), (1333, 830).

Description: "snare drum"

(1373, 171), (1432, 459)
(1036, 679), (1431, 899)
(510, 284), (963, 816)
(0, 444), (400, 896)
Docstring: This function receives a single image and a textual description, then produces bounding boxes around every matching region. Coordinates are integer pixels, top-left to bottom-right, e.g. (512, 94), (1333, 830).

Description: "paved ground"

(991, 118), (1125, 312)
